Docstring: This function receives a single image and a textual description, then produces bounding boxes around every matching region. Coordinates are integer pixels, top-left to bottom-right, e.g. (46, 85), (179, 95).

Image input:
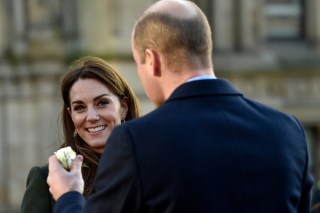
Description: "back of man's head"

(133, 0), (212, 68)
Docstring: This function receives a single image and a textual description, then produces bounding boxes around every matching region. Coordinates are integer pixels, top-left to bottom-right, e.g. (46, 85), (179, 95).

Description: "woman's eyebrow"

(71, 94), (111, 105)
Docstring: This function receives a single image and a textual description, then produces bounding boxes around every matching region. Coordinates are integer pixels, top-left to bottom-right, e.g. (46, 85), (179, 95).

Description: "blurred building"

(0, 0), (319, 211)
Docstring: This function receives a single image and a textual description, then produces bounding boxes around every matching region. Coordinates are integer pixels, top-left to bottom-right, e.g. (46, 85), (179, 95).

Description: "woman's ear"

(120, 97), (129, 121)
(67, 107), (72, 116)
(145, 48), (161, 77)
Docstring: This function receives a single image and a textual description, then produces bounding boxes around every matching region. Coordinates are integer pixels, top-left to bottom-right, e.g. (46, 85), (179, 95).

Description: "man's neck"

(161, 69), (215, 102)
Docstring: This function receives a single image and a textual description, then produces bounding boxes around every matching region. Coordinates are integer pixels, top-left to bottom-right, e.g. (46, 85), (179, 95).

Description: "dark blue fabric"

(54, 191), (84, 213)
(55, 79), (313, 213)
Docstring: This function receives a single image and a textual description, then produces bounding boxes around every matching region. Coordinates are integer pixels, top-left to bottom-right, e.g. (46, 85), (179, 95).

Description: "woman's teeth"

(88, 126), (105, 133)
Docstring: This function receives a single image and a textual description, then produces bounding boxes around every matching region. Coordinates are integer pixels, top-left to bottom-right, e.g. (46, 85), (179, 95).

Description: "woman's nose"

(87, 107), (99, 122)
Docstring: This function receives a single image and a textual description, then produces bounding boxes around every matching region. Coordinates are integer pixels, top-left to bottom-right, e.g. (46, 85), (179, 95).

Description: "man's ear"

(145, 49), (161, 77)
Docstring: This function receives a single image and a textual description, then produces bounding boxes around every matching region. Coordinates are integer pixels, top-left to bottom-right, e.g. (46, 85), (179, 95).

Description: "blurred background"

(0, 0), (320, 212)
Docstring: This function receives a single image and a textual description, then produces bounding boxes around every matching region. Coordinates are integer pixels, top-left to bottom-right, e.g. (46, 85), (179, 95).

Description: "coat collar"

(166, 78), (243, 103)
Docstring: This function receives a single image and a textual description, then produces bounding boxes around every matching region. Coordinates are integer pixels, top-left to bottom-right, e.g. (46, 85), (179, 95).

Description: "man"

(47, 0), (314, 212)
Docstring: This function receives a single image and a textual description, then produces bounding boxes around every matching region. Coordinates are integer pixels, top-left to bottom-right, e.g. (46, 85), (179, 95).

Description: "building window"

(265, 0), (304, 40)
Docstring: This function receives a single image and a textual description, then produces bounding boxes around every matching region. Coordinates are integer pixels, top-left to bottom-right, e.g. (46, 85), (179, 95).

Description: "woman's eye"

(74, 105), (85, 111)
(97, 100), (109, 106)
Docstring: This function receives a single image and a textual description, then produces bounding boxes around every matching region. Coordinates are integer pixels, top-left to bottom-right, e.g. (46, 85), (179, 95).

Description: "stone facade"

(0, 0), (320, 211)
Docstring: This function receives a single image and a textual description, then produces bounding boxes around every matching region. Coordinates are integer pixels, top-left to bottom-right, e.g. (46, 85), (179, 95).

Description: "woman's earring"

(73, 129), (78, 137)
(121, 111), (126, 123)
(121, 115), (126, 123)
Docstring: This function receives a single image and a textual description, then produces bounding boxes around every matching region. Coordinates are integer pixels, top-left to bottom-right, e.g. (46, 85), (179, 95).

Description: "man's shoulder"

(242, 96), (303, 131)
(244, 96), (295, 117)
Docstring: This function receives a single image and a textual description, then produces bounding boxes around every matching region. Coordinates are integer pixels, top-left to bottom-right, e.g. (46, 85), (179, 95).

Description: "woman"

(21, 56), (140, 212)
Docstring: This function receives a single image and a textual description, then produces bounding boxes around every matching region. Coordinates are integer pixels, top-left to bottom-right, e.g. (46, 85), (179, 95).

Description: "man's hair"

(133, 0), (212, 67)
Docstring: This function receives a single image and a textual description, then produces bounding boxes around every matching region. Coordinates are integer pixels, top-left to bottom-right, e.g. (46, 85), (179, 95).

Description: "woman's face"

(68, 78), (127, 153)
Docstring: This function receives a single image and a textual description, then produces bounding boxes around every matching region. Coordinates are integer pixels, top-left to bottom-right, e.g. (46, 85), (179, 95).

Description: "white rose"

(54, 146), (76, 170)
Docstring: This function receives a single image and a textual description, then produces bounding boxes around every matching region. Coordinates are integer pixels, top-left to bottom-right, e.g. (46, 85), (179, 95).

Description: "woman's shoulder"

(22, 164), (54, 213)
(24, 164), (52, 201)
(27, 164), (49, 180)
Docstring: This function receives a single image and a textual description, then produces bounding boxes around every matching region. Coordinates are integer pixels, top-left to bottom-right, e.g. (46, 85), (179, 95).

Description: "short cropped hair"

(133, 1), (212, 67)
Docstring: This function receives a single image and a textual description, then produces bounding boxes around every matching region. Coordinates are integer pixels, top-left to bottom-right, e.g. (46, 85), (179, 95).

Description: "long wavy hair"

(59, 56), (140, 197)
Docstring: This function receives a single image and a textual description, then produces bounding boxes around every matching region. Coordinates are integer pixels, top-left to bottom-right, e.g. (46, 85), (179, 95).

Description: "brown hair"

(59, 56), (140, 197)
(133, 0), (212, 68)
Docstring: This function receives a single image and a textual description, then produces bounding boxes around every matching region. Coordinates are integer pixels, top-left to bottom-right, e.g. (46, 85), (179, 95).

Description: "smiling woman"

(68, 78), (127, 153)
(21, 56), (140, 213)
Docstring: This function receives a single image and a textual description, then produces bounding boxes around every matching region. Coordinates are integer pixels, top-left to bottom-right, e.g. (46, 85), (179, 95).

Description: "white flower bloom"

(54, 146), (76, 170)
